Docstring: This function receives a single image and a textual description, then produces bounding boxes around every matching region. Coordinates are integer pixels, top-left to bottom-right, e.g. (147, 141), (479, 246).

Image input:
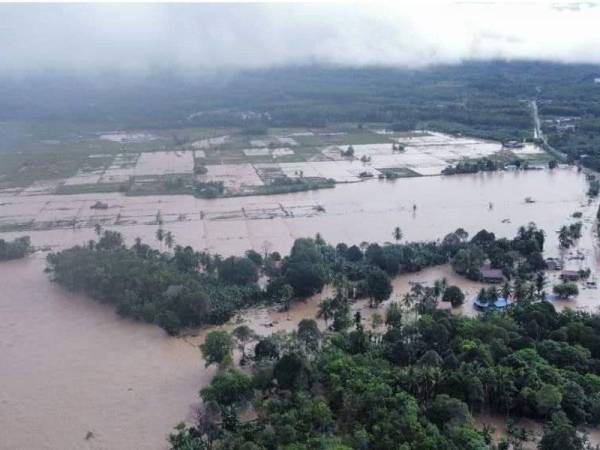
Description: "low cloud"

(1, 2), (600, 75)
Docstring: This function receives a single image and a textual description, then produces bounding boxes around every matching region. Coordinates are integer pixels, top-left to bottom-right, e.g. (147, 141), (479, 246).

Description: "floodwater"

(2, 167), (600, 449)
(0, 168), (595, 255)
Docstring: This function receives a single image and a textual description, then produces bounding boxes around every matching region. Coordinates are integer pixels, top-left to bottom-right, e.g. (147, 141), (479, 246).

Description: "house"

(560, 270), (580, 281)
(480, 268), (505, 283)
(504, 140), (524, 149)
(545, 257), (563, 271)
(474, 296), (511, 311)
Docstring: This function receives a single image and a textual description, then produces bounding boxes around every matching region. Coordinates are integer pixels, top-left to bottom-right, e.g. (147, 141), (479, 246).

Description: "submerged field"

(0, 123), (548, 198)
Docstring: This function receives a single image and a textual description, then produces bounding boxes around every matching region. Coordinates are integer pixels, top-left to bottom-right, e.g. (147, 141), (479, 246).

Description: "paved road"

(530, 99), (567, 162)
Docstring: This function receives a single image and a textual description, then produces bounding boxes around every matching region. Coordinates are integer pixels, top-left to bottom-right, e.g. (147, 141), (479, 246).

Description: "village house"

(560, 270), (580, 281)
(480, 268), (505, 283)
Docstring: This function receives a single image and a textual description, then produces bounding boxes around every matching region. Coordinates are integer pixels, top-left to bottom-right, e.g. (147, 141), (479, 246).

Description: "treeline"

(0, 236), (31, 261)
(442, 158), (502, 175)
(169, 292), (600, 450)
(46, 231), (266, 335)
(48, 223), (548, 335)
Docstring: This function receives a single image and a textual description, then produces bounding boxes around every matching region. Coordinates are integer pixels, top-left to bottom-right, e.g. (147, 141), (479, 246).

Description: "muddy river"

(1, 168), (600, 449)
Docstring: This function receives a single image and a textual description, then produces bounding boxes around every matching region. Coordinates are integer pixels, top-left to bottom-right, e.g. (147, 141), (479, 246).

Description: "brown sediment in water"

(2, 168), (600, 449)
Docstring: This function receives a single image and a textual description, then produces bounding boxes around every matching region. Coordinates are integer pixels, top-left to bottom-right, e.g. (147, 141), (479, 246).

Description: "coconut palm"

(156, 228), (164, 249)
(164, 231), (175, 250)
(317, 298), (334, 328)
(232, 325), (256, 363)
(392, 226), (403, 243)
(535, 272), (546, 295)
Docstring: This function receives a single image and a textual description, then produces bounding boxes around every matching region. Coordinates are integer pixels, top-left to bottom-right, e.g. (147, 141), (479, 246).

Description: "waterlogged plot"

(99, 132), (158, 143)
(134, 151), (194, 175)
(511, 143), (545, 155)
(20, 180), (63, 195)
(276, 137), (299, 146)
(202, 163), (264, 189)
(190, 135), (228, 149)
(250, 139), (268, 147)
(243, 148), (270, 156)
(99, 153), (139, 183)
(321, 146), (345, 160)
(271, 148), (295, 157)
(63, 171), (104, 186)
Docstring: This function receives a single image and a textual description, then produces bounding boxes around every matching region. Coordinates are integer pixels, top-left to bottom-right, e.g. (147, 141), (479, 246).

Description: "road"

(530, 99), (567, 162)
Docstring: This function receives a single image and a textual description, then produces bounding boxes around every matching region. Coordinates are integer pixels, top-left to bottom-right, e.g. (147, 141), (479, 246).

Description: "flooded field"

(0, 167), (595, 257)
(1, 127), (548, 196)
(2, 167), (600, 450)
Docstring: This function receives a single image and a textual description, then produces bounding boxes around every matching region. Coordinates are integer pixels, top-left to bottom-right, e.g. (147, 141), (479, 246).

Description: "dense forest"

(47, 223), (551, 335)
(4, 61), (600, 169)
(0, 61), (596, 140)
(169, 294), (600, 450)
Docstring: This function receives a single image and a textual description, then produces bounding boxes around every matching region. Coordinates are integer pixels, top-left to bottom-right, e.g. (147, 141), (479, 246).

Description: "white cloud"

(1, 2), (599, 74)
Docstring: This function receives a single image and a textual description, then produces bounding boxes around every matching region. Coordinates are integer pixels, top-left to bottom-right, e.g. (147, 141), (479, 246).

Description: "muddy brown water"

(2, 168), (600, 449)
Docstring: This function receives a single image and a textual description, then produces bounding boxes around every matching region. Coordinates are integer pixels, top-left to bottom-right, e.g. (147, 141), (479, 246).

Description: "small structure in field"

(560, 270), (581, 281)
(474, 296), (511, 311)
(545, 257), (563, 271)
(480, 268), (504, 284)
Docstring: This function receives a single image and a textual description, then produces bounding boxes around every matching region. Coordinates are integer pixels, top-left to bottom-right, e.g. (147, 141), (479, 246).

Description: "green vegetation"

(442, 285), (465, 307)
(450, 226), (546, 281)
(442, 158), (503, 176)
(558, 222), (583, 249)
(47, 222), (549, 336)
(0, 236), (31, 261)
(194, 181), (225, 198)
(553, 283), (579, 299)
(46, 231), (266, 335)
(169, 293), (600, 450)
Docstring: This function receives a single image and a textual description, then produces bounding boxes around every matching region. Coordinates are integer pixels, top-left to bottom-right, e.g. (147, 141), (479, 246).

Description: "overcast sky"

(1, 2), (600, 75)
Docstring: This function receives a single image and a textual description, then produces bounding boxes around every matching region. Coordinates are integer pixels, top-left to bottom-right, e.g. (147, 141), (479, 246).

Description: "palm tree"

(94, 223), (102, 236)
(156, 228), (164, 250)
(232, 325), (256, 364)
(478, 288), (488, 305)
(535, 272), (546, 295)
(155, 210), (163, 226)
(392, 226), (403, 243)
(317, 298), (334, 328)
(501, 281), (512, 300)
(281, 284), (294, 320)
(164, 231), (175, 250)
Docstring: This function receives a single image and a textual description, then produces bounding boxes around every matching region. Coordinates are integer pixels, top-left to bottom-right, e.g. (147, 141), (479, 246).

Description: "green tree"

(218, 256), (258, 286)
(539, 411), (585, 450)
(385, 302), (403, 329)
(164, 231), (175, 250)
(535, 384), (562, 417)
(297, 319), (321, 352)
(200, 331), (234, 367)
(553, 282), (579, 299)
(284, 238), (327, 297)
(317, 298), (334, 328)
(366, 268), (393, 308)
(156, 227), (165, 249)
(232, 325), (256, 363)
(442, 285), (465, 307)
(200, 368), (253, 407)
(392, 226), (403, 243)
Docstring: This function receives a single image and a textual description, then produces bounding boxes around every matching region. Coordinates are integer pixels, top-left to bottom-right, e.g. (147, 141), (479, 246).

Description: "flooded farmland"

(2, 167), (600, 450)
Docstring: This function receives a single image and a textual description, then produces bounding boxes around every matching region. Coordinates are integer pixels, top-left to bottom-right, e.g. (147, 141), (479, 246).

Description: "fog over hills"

(1, 2), (600, 75)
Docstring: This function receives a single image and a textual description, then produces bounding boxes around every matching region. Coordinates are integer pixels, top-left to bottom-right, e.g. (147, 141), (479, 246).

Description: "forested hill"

(2, 61), (599, 142)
